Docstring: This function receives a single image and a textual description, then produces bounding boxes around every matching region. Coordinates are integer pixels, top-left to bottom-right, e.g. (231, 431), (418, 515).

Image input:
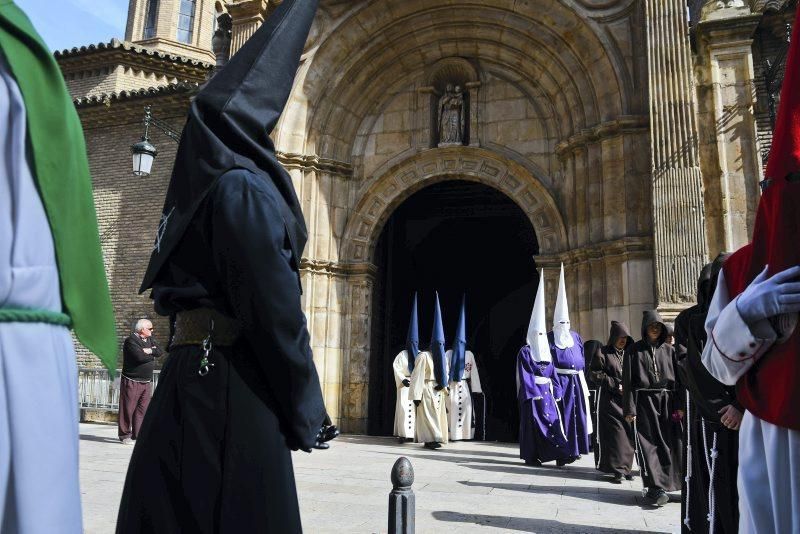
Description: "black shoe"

(424, 442), (442, 450)
(645, 488), (669, 507)
(397, 436), (406, 444)
(624, 474), (634, 481)
(612, 473), (623, 484)
(524, 459), (542, 467)
(556, 456), (577, 467)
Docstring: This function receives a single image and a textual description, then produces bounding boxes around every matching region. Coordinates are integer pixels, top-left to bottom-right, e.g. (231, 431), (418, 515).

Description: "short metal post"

(388, 457), (415, 534)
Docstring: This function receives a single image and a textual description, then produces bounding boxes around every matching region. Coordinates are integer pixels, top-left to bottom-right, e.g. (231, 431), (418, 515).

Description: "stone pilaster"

(228, 0), (268, 55)
(695, 9), (762, 258)
(340, 263), (377, 434)
(646, 0), (709, 317)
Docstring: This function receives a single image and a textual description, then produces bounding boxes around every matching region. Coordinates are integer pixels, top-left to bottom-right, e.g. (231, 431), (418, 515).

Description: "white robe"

(446, 350), (482, 441)
(408, 351), (449, 444)
(701, 272), (800, 533)
(0, 57), (82, 533)
(392, 350), (416, 438)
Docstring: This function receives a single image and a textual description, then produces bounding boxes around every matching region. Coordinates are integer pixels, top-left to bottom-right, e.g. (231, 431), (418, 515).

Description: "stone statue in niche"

(437, 84), (466, 146)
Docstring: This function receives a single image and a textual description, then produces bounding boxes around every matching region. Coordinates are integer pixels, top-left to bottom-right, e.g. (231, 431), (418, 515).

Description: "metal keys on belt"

(199, 334), (215, 376)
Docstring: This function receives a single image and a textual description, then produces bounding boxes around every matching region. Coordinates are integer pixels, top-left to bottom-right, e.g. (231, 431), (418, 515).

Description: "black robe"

(116, 170), (327, 534)
(623, 311), (684, 492)
(678, 313), (740, 533)
(590, 325), (635, 476)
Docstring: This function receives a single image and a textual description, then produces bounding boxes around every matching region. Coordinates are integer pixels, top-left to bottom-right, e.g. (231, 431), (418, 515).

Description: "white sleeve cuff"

(705, 295), (776, 385)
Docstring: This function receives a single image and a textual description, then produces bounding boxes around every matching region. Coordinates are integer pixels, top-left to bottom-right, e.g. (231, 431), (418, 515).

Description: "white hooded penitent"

(526, 269), (551, 362)
(553, 263), (575, 349)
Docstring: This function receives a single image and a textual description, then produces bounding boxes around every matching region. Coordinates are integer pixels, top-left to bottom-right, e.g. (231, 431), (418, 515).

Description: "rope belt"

(0, 308), (71, 326)
(172, 308), (241, 346)
(555, 368), (580, 375)
(534, 376), (552, 385)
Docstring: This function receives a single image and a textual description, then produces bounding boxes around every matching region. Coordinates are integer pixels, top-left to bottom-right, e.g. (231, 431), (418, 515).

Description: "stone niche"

(419, 57), (481, 148)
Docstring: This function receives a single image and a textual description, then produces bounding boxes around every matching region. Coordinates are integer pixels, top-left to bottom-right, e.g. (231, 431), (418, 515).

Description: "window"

(142, 0), (159, 39)
(176, 0), (196, 44)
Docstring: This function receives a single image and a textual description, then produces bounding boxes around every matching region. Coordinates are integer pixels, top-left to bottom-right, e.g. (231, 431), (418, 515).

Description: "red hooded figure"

(720, 3), (800, 431)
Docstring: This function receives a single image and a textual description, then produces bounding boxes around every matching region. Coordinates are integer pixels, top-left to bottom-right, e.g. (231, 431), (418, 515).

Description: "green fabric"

(0, 308), (71, 326)
(0, 1), (118, 371)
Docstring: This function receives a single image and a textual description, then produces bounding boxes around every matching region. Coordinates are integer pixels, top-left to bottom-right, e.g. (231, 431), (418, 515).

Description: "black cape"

(117, 2), (326, 533)
(590, 323), (635, 476)
(623, 310), (684, 492)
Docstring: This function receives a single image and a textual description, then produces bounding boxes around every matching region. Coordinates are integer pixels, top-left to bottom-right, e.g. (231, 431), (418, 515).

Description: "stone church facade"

(60, 0), (794, 432)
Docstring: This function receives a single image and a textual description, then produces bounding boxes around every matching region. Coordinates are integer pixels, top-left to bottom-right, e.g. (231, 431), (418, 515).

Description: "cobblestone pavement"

(80, 423), (680, 533)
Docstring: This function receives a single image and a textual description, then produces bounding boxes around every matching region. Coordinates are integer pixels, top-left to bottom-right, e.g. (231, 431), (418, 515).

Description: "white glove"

(736, 265), (800, 325)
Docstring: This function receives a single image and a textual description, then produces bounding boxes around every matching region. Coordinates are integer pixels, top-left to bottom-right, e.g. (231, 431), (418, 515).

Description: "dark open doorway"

(367, 180), (539, 441)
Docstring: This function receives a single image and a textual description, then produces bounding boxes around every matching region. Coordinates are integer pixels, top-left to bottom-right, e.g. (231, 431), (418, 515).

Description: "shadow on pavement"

(80, 434), (122, 444)
(432, 510), (671, 533)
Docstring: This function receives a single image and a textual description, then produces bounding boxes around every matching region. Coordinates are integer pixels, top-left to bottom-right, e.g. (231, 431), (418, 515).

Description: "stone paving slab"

(80, 423), (680, 533)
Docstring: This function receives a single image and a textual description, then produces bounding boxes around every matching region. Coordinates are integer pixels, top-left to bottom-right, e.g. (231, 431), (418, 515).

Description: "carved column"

(340, 263), (377, 433)
(646, 0), (709, 317)
(466, 81), (481, 147)
(227, 0), (268, 55)
(695, 7), (761, 258)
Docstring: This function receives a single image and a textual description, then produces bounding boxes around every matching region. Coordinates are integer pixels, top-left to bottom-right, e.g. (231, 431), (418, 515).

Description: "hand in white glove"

(736, 265), (800, 325)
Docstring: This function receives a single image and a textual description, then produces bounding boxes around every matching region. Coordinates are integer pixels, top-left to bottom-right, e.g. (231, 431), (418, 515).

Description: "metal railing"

(78, 367), (160, 411)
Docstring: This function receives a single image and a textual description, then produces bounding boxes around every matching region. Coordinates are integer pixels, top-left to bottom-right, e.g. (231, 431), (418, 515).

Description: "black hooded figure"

(590, 322), (635, 481)
(116, 1), (335, 532)
(673, 263), (714, 354)
(623, 310), (684, 506)
(677, 254), (740, 534)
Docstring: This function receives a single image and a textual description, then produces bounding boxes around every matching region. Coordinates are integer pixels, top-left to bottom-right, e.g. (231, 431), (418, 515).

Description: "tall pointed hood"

(140, 0), (318, 292)
(430, 292), (449, 388)
(406, 293), (419, 373)
(450, 295), (467, 382)
(526, 269), (551, 362)
(552, 263), (574, 349)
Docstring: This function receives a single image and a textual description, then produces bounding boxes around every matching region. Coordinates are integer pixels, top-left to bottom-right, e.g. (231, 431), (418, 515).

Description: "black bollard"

(388, 456), (415, 534)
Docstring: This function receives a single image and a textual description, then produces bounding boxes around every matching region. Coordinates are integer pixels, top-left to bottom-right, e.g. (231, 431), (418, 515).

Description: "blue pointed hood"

(450, 295), (467, 382)
(406, 293), (419, 373)
(430, 292), (448, 388)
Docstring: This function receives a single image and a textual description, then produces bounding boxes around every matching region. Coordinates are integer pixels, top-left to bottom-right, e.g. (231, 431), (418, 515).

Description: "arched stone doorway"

(367, 180), (539, 441)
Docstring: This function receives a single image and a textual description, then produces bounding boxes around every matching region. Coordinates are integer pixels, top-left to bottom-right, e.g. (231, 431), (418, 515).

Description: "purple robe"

(549, 331), (591, 457)
(517, 346), (568, 463)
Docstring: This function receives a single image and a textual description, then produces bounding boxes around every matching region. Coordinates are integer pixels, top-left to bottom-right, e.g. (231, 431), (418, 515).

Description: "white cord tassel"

(595, 387), (602, 469)
(701, 419), (718, 531)
(684, 390), (692, 530)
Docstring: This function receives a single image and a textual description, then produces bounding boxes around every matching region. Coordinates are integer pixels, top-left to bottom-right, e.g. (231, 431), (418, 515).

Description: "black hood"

(141, 0), (318, 292)
(641, 310), (667, 344)
(695, 262), (714, 309)
(606, 321), (634, 349)
(703, 252), (731, 312)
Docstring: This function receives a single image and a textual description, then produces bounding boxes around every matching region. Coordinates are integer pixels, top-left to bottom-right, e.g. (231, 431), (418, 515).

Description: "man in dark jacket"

(118, 319), (162, 444)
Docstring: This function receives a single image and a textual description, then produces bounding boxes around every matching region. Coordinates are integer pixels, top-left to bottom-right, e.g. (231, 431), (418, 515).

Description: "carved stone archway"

(341, 146), (568, 265)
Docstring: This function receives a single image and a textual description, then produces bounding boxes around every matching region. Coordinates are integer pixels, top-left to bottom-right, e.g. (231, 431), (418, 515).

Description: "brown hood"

(606, 321), (634, 349)
(641, 310), (668, 344)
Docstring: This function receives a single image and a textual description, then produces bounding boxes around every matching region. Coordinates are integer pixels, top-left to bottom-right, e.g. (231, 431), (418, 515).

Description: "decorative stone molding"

(341, 146), (568, 264)
(276, 151), (354, 177)
(228, 0), (268, 55)
(299, 258), (377, 278)
(536, 236), (653, 267)
(554, 115), (649, 158)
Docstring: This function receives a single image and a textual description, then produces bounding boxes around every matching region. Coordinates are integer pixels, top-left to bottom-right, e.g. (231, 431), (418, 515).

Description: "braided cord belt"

(0, 308), (71, 326)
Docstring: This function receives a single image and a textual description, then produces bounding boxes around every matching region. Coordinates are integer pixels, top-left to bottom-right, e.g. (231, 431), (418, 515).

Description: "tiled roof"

(55, 38), (213, 70)
(73, 82), (199, 107)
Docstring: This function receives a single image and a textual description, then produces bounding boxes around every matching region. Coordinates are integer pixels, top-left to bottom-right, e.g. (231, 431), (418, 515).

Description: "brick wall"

(75, 98), (188, 367)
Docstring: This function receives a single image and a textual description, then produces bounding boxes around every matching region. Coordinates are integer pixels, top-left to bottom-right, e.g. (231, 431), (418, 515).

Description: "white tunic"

(392, 350), (416, 438)
(408, 351), (449, 444)
(446, 350), (482, 440)
(0, 56), (82, 533)
(701, 272), (800, 533)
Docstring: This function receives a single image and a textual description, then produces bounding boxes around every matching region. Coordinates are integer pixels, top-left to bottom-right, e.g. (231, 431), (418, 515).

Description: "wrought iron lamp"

(131, 106), (181, 176)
